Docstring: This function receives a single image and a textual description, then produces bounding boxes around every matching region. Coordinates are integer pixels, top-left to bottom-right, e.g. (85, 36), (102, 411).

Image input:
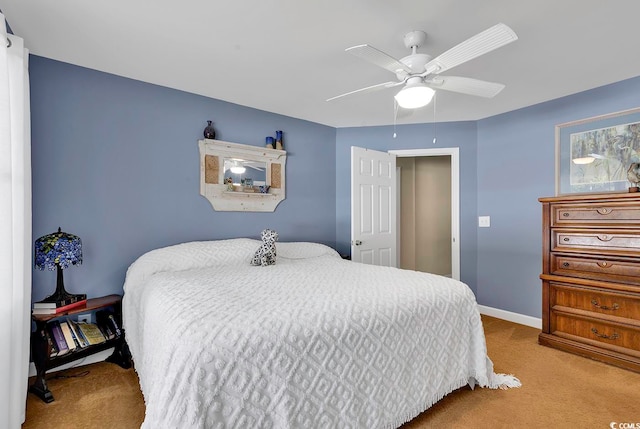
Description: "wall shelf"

(199, 139), (286, 212)
(222, 191), (273, 196)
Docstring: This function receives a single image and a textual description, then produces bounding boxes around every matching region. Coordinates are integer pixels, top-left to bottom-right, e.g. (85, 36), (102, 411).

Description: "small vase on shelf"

(203, 121), (216, 139)
(265, 136), (275, 149)
(275, 130), (284, 150)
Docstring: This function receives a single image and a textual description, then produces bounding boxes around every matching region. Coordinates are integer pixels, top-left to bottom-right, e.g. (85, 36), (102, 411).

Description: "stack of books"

(44, 311), (122, 358)
(32, 294), (87, 315)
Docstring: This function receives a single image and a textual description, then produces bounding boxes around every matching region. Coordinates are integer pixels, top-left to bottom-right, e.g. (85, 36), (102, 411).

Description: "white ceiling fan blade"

(429, 76), (505, 98)
(326, 81), (403, 102)
(346, 44), (412, 74)
(423, 23), (518, 75)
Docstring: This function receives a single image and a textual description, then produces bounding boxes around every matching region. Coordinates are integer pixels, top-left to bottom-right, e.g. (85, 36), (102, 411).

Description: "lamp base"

(37, 265), (86, 306)
(39, 289), (86, 305)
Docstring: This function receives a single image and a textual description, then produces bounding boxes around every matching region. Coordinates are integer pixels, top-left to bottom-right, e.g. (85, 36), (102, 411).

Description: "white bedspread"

(123, 239), (518, 429)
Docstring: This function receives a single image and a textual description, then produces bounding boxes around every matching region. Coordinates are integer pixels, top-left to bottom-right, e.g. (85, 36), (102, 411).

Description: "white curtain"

(0, 13), (32, 429)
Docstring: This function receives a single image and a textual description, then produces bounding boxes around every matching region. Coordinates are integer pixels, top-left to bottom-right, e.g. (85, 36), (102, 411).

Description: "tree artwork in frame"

(556, 107), (640, 195)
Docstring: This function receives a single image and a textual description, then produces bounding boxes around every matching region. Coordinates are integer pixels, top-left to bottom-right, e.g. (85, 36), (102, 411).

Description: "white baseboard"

(28, 348), (114, 377)
(478, 305), (542, 329)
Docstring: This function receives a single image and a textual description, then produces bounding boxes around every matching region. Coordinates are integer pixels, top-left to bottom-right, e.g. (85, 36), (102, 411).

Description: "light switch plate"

(478, 216), (491, 228)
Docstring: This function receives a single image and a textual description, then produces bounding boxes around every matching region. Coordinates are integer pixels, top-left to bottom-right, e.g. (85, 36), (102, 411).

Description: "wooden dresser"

(539, 192), (640, 372)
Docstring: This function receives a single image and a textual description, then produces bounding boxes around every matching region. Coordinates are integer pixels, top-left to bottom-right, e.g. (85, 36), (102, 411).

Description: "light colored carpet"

(23, 315), (640, 428)
(403, 316), (640, 428)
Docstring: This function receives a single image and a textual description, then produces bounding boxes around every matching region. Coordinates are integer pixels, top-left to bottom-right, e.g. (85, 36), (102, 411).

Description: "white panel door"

(351, 146), (397, 266)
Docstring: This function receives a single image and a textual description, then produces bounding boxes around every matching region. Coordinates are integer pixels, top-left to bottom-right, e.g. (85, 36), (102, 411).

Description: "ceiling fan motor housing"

(403, 30), (427, 49)
(396, 53), (432, 80)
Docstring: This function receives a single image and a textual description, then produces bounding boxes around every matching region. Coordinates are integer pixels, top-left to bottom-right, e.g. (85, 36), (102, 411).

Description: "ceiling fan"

(327, 23), (518, 109)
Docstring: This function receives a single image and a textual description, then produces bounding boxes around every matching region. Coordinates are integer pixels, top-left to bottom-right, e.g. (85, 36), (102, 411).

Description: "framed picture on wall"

(556, 107), (640, 195)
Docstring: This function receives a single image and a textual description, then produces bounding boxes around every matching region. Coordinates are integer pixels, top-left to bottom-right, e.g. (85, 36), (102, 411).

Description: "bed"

(122, 238), (519, 429)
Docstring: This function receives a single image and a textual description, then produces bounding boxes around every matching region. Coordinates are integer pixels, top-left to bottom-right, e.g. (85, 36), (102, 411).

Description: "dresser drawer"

(551, 202), (640, 227)
(550, 282), (640, 320)
(550, 254), (640, 285)
(551, 311), (640, 354)
(551, 228), (640, 257)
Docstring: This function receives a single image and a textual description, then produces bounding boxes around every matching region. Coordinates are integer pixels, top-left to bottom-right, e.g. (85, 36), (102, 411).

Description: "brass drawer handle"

(597, 261), (612, 268)
(596, 207), (613, 215)
(562, 262), (570, 268)
(590, 299), (619, 311)
(562, 212), (570, 217)
(597, 235), (613, 241)
(591, 328), (619, 340)
(563, 237), (570, 242)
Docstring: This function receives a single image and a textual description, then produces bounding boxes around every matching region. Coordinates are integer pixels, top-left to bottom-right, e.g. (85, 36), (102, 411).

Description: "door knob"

(353, 240), (362, 246)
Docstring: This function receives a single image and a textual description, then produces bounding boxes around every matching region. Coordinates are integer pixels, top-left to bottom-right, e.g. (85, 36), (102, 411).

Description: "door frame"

(388, 147), (460, 280)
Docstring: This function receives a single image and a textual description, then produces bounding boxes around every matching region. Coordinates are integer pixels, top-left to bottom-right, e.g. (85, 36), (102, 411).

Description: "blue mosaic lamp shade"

(33, 227), (86, 306)
(34, 227), (83, 271)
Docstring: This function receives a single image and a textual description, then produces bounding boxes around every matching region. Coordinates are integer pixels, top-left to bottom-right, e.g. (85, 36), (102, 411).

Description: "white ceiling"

(2, 0), (640, 128)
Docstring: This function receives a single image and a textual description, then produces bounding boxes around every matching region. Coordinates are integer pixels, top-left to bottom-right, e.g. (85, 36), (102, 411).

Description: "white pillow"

(276, 241), (341, 259)
(124, 238), (260, 291)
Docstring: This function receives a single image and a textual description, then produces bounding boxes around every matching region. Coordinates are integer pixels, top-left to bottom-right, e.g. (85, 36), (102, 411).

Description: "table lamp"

(34, 227), (84, 304)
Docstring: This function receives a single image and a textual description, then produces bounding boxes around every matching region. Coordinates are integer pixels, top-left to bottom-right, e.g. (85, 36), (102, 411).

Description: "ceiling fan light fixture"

(230, 160), (246, 174)
(394, 84), (435, 109)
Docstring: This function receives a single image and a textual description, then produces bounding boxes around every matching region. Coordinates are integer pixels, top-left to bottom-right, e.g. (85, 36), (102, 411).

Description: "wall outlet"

(478, 216), (491, 228)
(77, 313), (91, 324)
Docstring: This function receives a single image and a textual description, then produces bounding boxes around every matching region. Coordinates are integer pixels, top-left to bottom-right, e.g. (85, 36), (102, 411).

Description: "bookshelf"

(29, 294), (132, 403)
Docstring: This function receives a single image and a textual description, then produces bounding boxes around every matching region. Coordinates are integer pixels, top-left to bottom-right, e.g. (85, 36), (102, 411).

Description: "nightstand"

(29, 294), (132, 403)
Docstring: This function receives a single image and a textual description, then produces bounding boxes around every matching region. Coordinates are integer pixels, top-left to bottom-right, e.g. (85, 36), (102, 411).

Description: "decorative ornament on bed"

(250, 229), (278, 266)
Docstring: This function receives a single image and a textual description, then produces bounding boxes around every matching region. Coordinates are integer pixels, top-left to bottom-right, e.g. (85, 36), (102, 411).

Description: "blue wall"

(29, 53), (640, 320)
(476, 75), (640, 318)
(335, 122), (479, 292)
(29, 56), (337, 301)
(335, 75), (640, 316)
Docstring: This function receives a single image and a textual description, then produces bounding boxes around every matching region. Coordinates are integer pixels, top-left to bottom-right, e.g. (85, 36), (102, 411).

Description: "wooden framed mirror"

(198, 139), (286, 212)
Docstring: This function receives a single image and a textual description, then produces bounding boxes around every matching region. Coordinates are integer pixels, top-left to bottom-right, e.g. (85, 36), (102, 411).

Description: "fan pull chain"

(432, 93), (437, 144)
(393, 100), (398, 138)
